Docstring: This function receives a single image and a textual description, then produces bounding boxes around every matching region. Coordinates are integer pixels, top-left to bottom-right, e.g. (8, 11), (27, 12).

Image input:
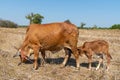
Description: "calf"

(77, 40), (112, 70)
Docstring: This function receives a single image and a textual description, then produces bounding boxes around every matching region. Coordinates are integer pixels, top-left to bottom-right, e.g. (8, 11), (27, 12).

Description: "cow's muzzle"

(13, 51), (33, 65)
(18, 55), (33, 66)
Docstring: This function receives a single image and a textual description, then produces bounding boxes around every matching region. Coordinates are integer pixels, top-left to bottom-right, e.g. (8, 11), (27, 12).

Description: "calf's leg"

(88, 55), (92, 70)
(85, 52), (92, 70)
(96, 54), (103, 70)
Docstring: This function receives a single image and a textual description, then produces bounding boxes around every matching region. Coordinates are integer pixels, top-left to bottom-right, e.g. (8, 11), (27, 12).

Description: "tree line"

(78, 22), (120, 29)
(0, 19), (18, 28)
(0, 13), (120, 29)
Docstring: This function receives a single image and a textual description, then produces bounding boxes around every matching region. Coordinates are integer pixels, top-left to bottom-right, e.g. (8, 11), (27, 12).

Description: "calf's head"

(77, 46), (84, 56)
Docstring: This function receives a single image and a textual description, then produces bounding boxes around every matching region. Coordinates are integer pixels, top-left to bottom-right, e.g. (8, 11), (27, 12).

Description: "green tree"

(26, 13), (44, 24)
(92, 25), (98, 29)
(110, 24), (120, 29)
(80, 22), (86, 29)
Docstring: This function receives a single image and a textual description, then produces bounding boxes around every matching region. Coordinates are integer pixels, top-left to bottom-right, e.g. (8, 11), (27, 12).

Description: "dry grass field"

(0, 27), (120, 80)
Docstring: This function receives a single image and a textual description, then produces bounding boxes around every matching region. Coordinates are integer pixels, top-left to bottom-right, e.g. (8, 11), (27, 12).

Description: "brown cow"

(14, 22), (80, 70)
(77, 40), (112, 70)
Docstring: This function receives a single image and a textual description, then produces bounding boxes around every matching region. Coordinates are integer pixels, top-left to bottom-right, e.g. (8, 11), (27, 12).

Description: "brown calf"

(77, 40), (112, 70)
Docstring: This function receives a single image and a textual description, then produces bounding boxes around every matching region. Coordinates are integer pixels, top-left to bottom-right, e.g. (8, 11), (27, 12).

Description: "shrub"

(0, 19), (18, 28)
(18, 25), (27, 28)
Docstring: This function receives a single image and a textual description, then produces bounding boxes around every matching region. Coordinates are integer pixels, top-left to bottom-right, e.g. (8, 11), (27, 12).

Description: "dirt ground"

(0, 28), (120, 80)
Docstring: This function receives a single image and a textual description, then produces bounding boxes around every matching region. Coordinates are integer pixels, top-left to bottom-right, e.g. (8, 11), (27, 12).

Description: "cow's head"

(13, 46), (33, 65)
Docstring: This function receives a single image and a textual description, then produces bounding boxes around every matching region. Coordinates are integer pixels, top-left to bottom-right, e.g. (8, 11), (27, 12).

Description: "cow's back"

(26, 22), (79, 51)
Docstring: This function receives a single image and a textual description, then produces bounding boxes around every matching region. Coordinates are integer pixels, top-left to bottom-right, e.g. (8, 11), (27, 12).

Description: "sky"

(0, 0), (120, 27)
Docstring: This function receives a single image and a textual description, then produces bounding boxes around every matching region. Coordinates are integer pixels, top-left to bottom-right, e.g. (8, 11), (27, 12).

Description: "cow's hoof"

(32, 68), (39, 72)
(59, 64), (65, 68)
(76, 67), (80, 70)
(33, 66), (38, 70)
(72, 67), (80, 72)
(32, 68), (38, 71)
(88, 68), (92, 70)
(95, 68), (99, 70)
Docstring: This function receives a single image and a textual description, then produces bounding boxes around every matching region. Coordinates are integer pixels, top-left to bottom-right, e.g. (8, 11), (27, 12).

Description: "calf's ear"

(77, 48), (81, 52)
(77, 48), (81, 54)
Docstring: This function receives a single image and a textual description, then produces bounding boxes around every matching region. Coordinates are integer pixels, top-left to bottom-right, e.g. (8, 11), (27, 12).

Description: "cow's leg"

(33, 46), (39, 70)
(67, 35), (80, 69)
(96, 54), (103, 70)
(72, 48), (80, 69)
(61, 47), (71, 67)
(40, 50), (46, 66)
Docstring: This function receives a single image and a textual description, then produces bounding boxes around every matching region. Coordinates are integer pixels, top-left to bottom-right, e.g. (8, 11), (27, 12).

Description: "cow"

(77, 40), (112, 70)
(14, 22), (80, 70)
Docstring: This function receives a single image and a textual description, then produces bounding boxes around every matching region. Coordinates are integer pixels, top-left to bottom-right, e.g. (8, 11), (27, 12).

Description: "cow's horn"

(13, 51), (20, 58)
